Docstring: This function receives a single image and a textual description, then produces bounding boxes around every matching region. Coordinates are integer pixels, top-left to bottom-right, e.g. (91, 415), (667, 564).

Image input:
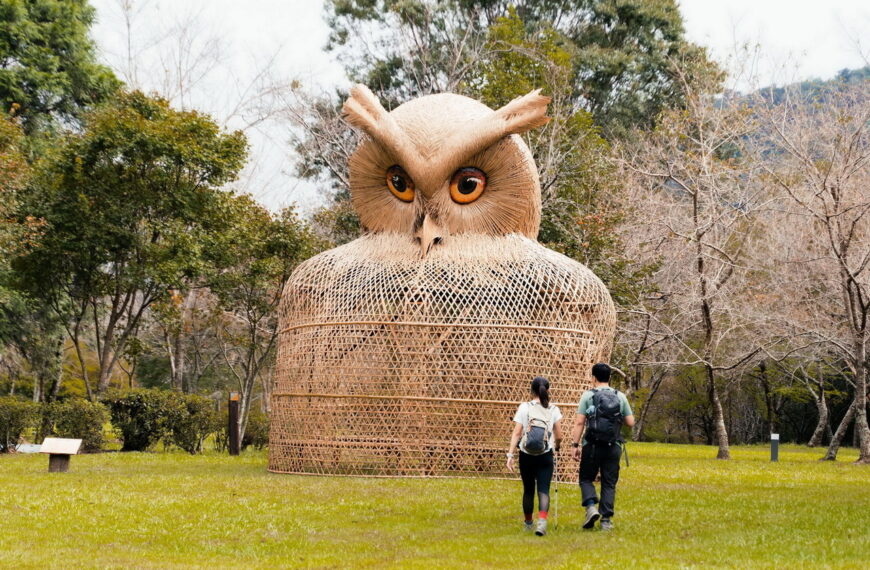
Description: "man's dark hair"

(592, 363), (611, 383)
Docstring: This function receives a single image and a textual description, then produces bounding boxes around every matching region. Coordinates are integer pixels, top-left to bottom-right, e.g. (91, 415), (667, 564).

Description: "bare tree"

(760, 79), (870, 463)
(615, 56), (775, 459)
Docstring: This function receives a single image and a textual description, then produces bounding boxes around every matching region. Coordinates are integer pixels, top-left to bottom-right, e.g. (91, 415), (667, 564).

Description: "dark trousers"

(579, 442), (622, 518)
(519, 450), (554, 515)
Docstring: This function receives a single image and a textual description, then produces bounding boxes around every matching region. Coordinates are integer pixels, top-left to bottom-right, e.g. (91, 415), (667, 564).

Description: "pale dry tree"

(760, 79), (870, 463)
(614, 57), (776, 459)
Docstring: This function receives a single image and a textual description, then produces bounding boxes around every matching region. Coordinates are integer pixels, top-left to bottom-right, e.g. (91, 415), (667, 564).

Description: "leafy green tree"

(14, 91), (247, 398)
(207, 194), (320, 443)
(0, 0), (120, 136)
(466, 9), (653, 304)
(324, 0), (706, 134)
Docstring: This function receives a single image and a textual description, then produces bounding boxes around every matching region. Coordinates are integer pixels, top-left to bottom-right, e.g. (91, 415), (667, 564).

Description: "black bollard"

(770, 433), (779, 462)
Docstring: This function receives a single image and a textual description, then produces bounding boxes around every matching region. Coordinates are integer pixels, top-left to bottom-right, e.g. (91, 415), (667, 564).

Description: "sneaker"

(600, 518), (614, 531)
(523, 520), (534, 532)
(583, 505), (600, 529)
(535, 518), (547, 536)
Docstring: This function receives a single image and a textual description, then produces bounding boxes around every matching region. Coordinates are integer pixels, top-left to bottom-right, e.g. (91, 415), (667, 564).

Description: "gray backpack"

(520, 402), (553, 455)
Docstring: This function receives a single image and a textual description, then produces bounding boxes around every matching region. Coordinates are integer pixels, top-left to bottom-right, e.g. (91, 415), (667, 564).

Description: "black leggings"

(519, 450), (554, 515)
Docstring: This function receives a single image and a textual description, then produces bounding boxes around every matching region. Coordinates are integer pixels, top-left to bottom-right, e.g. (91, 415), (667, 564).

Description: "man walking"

(570, 363), (634, 531)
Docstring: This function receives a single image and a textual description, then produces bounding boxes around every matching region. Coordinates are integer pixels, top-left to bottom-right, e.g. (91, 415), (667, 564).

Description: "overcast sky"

(88, 0), (870, 211)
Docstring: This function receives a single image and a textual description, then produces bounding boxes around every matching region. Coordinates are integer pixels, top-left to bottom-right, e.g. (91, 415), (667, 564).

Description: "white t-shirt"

(513, 400), (562, 454)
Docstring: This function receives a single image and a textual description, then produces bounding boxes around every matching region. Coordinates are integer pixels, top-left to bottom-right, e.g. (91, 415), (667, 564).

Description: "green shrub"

(0, 396), (39, 452)
(41, 399), (109, 452)
(165, 393), (220, 454)
(242, 409), (270, 451)
(104, 389), (170, 451)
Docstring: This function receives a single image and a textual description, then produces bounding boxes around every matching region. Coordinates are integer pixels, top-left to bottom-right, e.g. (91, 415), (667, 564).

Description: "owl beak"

(416, 215), (445, 258)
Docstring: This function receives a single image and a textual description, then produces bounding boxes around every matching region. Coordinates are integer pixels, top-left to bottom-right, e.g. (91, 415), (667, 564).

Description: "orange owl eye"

(449, 167), (487, 204)
(386, 166), (415, 202)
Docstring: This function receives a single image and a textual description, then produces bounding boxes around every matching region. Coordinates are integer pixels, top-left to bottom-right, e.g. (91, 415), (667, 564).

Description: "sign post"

(770, 433), (779, 462)
(40, 438), (82, 472)
(229, 392), (241, 456)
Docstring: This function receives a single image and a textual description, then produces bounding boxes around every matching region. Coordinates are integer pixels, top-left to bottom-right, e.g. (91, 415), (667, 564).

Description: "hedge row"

(0, 391), (269, 454)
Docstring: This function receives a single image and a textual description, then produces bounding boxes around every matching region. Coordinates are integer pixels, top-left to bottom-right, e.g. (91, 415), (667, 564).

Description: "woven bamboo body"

(269, 232), (616, 480)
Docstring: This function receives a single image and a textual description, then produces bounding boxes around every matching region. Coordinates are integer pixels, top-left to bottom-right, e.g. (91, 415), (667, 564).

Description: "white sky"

(88, 0), (870, 211)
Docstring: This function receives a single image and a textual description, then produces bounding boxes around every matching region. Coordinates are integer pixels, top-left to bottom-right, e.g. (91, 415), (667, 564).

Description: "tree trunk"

(685, 414), (694, 444)
(169, 331), (185, 391)
(97, 355), (114, 394)
(807, 388), (829, 447)
(706, 364), (731, 459)
(260, 368), (273, 414)
(822, 400), (855, 461)
(757, 360), (778, 435)
(632, 372), (664, 442)
(852, 352), (870, 464)
(71, 331), (94, 401)
(30, 372), (38, 402)
(47, 359), (64, 402)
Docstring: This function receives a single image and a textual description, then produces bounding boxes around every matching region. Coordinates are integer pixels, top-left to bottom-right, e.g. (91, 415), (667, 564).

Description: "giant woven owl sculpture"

(269, 85), (616, 479)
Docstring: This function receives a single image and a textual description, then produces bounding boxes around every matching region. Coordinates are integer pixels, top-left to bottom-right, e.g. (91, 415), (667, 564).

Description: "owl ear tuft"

(494, 89), (552, 135)
(342, 84), (420, 175)
(342, 84), (389, 134)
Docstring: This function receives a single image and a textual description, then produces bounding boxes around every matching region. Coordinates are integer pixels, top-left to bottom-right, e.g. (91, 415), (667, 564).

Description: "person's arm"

(507, 422), (523, 472)
(571, 413), (585, 461)
(621, 393), (636, 427)
(553, 420), (563, 451)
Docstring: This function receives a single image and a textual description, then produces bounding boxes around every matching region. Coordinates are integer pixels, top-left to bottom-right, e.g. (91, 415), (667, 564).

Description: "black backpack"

(585, 388), (623, 444)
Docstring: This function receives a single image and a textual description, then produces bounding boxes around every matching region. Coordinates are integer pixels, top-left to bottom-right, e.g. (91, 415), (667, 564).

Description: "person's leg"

(579, 443), (600, 507)
(533, 452), (554, 536)
(535, 451), (554, 515)
(579, 443), (601, 529)
(518, 452), (536, 524)
(598, 443), (622, 519)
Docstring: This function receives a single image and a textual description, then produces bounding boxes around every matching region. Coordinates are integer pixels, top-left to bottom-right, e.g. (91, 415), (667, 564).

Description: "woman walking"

(507, 376), (563, 536)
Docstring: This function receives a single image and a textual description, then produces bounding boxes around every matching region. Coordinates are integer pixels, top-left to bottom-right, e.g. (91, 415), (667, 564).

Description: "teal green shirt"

(577, 387), (633, 444)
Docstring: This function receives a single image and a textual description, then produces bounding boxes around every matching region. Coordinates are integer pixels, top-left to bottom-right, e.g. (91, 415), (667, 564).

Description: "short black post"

(770, 433), (779, 462)
(228, 392), (241, 456)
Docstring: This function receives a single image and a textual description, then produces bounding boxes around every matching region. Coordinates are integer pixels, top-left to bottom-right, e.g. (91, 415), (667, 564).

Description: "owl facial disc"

(343, 85), (551, 255)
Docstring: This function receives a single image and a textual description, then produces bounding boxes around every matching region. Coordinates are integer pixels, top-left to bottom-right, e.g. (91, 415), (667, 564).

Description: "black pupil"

(458, 177), (478, 195)
(391, 175), (406, 193)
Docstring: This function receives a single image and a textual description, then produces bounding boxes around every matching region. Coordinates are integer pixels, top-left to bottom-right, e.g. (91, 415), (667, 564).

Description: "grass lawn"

(1, 443), (867, 569)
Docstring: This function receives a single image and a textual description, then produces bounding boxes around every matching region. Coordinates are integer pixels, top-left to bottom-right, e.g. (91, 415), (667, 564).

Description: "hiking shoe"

(535, 518), (547, 536)
(600, 518), (614, 531)
(583, 505), (600, 529)
(523, 520), (534, 532)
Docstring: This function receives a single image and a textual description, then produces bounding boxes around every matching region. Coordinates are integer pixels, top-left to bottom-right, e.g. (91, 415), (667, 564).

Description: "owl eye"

(449, 167), (487, 204)
(386, 165), (415, 202)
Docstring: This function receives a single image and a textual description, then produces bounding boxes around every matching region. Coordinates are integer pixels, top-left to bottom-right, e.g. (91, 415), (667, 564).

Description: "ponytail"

(531, 376), (550, 408)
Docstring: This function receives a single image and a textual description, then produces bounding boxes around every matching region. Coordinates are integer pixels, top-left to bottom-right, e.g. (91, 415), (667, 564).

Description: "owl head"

(342, 85), (550, 257)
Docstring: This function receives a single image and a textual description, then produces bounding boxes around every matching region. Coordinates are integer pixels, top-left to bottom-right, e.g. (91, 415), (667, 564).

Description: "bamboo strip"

(280, 320), (592, 336)
(273, 392), (577, 408)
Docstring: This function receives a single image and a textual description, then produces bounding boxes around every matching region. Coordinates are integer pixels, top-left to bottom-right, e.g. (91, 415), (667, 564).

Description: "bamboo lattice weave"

(270, 233), (616, 481)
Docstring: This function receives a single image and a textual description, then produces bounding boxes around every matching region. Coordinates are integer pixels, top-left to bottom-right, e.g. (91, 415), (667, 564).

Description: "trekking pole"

(553, 451), (559, 531)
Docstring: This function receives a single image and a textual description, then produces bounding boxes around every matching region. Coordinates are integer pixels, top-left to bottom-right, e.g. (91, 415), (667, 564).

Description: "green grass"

(1, 443), (867, 569)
